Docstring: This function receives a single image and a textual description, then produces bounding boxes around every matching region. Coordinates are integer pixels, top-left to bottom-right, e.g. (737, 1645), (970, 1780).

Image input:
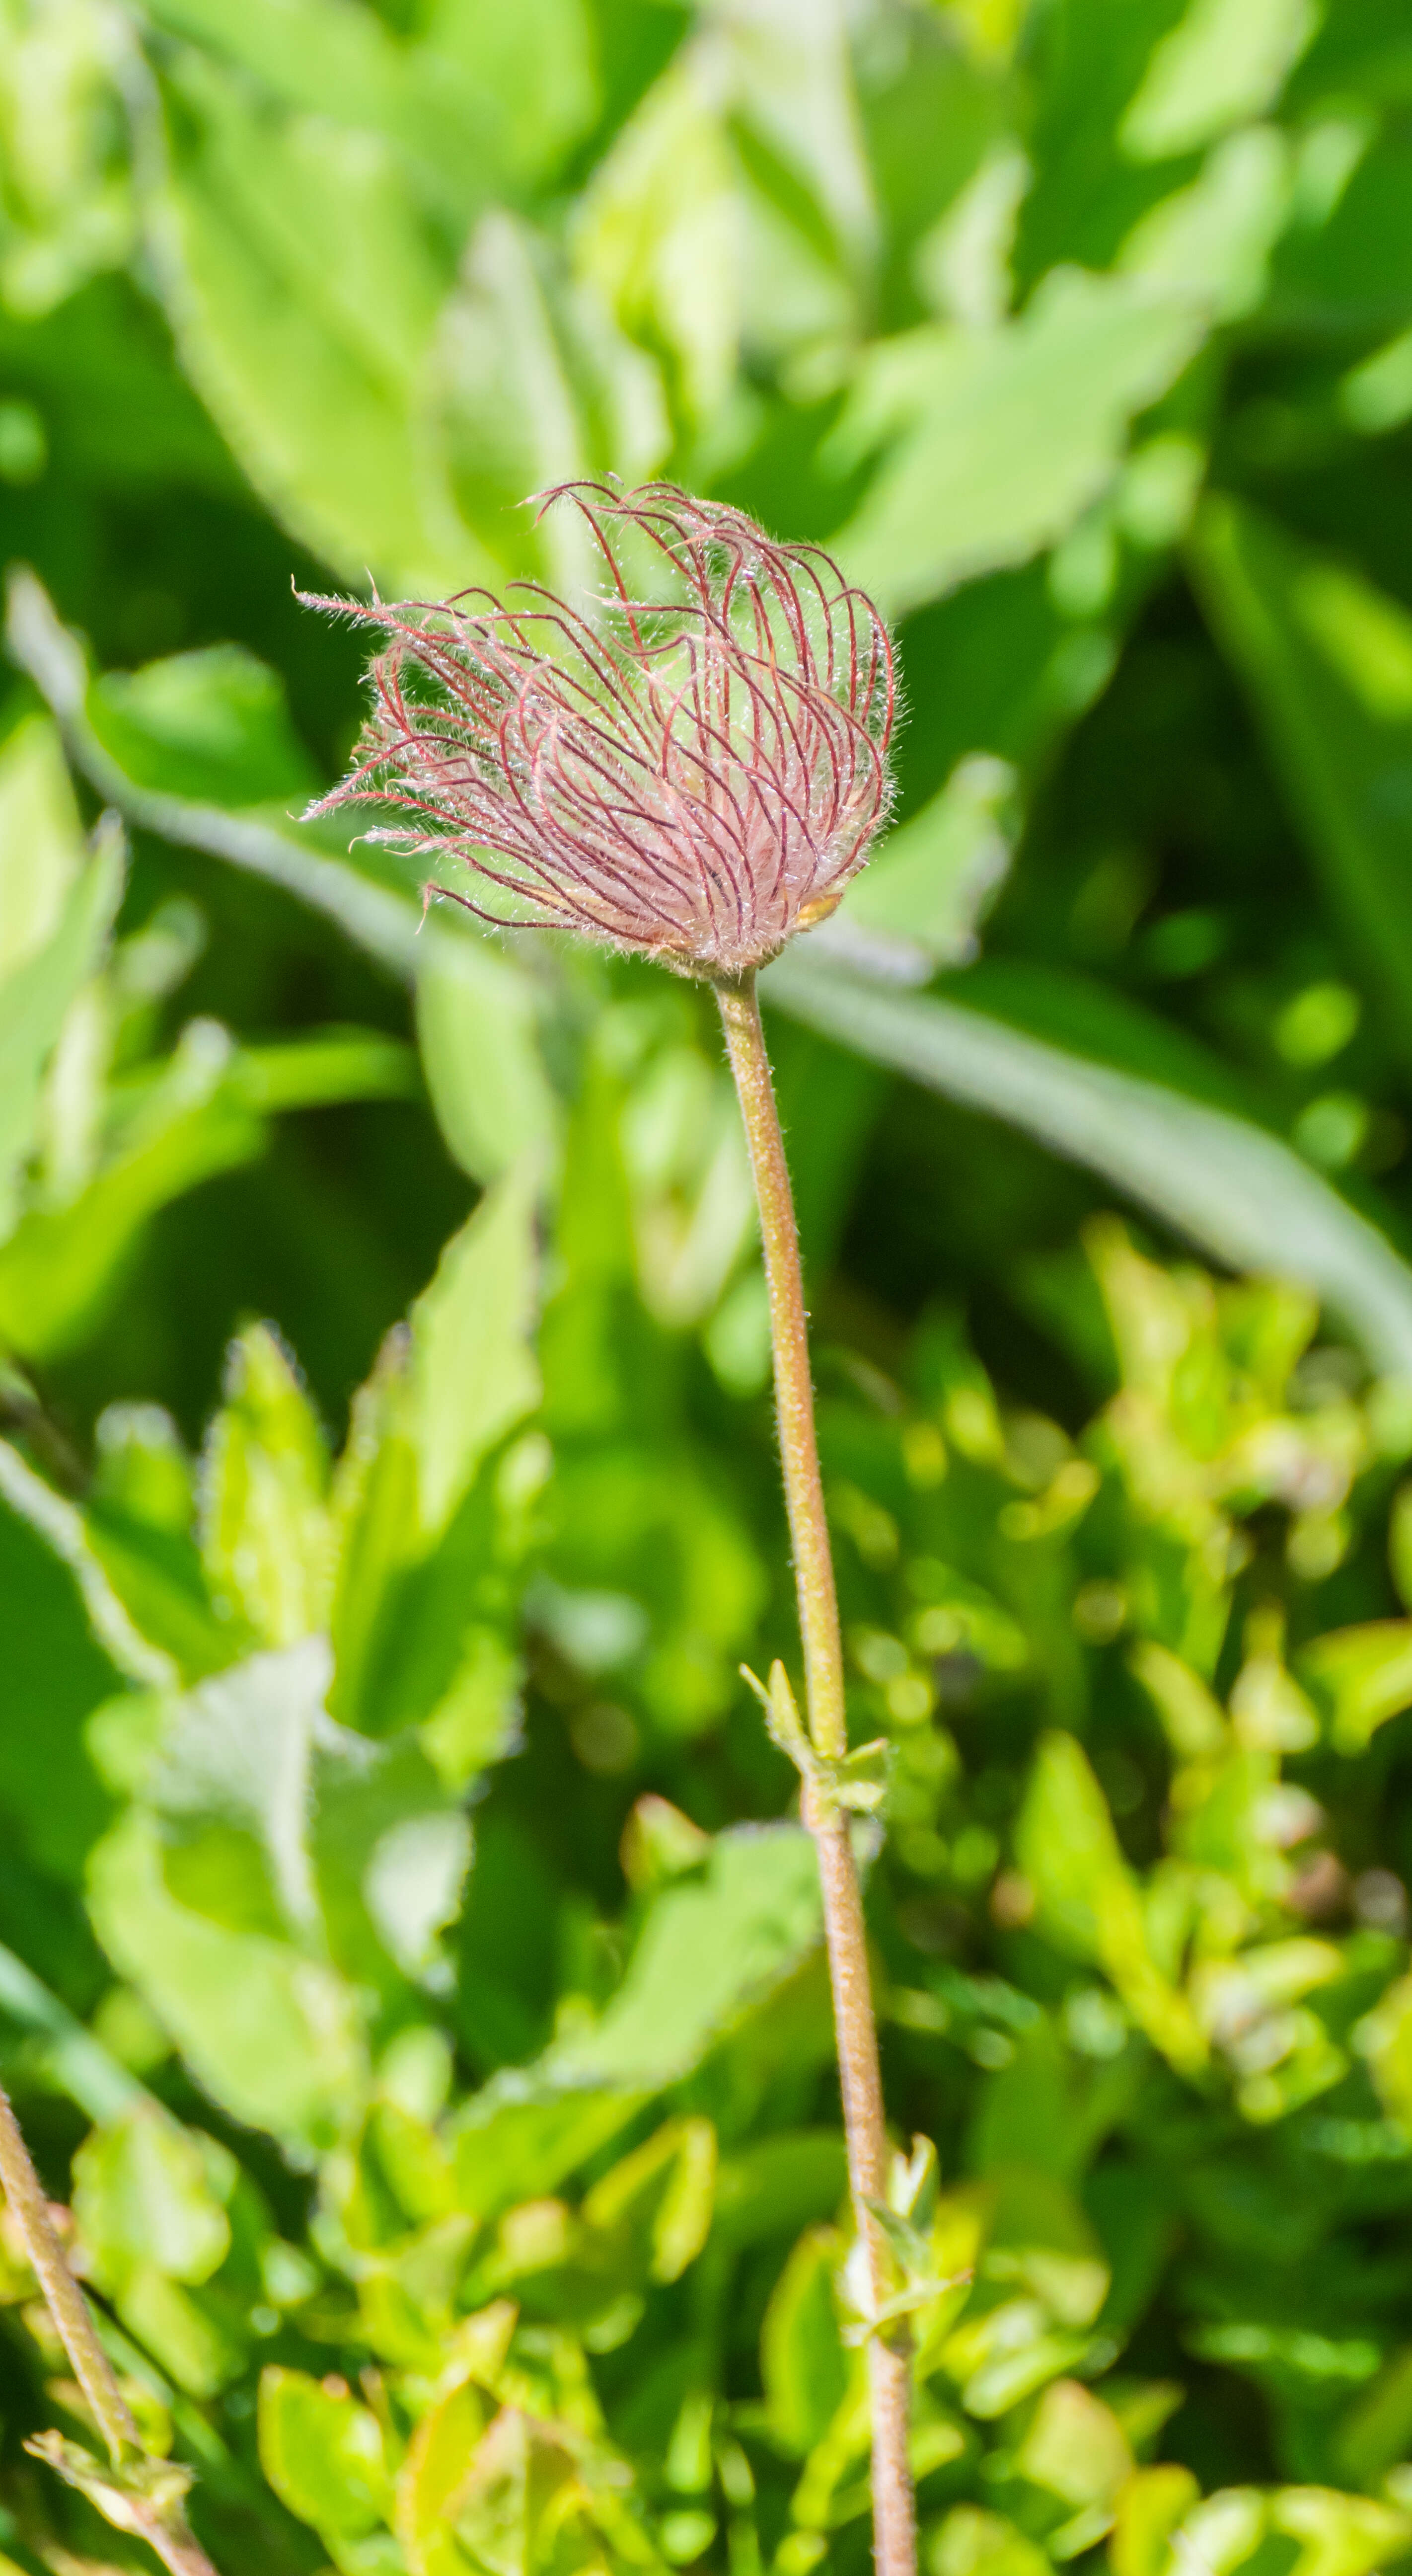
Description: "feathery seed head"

(303, 481), (895, 980)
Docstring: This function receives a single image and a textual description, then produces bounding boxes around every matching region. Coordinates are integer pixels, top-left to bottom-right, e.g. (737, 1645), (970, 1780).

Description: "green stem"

(714, 970), (917, 2576)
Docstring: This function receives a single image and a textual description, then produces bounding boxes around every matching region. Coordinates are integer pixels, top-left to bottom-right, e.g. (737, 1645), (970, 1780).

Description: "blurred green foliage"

(9, 2), (1412, 2575)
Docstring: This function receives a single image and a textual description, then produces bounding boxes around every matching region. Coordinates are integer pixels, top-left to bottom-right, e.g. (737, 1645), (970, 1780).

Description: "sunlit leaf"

(149, 55), (479, 594)
(87, 644), (318, 807)
(0, 812), (122, 1239)
(1016, 1732), (1205, 2074)
(416, 941), (561, 1189)
(764, 949), (1412, 1376)
(0, 713), (85, 979)
(259, 2366), (393, 2542)
(830, 268), (1206, 615)
(545, 1822), (822, 2090)
(1190, 495), (1412, 1053)
(574, 47), (739, 430)
(1120, 0), (1318, 160)
(760, 2224), (848, 2456)
(87, 1804), (367, 2148)
(1298, 1623), (1412, 1753)
(200, 1325), (330, 1648)
(407, 1161), (542, 1543)
(73, 2105), (232, 2287)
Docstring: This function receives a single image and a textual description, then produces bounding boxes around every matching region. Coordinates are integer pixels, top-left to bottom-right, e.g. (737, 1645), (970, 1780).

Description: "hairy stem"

(715, 970), (916, 2576)
(0, 2087), (221, 2576)
(0, 2085), (139, 2463)
(129, 2506), (224, 2576)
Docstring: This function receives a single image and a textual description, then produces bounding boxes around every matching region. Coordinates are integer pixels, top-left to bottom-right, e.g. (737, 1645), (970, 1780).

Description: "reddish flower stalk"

(302, 480), (894, 978)
(307, 484), (914, 2576)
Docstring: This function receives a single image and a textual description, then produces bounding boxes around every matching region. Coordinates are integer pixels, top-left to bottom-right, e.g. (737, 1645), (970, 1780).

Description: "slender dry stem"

(0, 2086), (221, 2576)
(715, 971), (916, 2576)
(128, 2506), (224, 2576)
(0, 2085), (139, 2462)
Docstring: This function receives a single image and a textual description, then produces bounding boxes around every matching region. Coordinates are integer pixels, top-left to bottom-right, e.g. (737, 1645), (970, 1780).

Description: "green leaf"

(932, 2506), (1053, 2576)
(87, 644), (318, 806)
(0, 1435), (175, 1690)
(580, 2114), (716, 2283)
(415, 941), (561, 1189)
(396, 2379), (493, 2576)
(229, 1029), (420, 1114)
(1120, 0), (1318, 159)
(547, 1439), (768, 1736)
(760, 2224), (849, 2456)
(422, 0), (599, 196)
(325, 1180), (542, 1745)
(960, 2337), (1099, 2424)
(0, 1021), (265, 1361)
(7, 562), (435, 979)
(0, 1004), (415, 1362)
(84, 1514), (244, 1694)
(1189, 495), (1412, 1055)
(420, 1626), (524, 1795)
(1298, 1623), (1412, 1753)
(0, 1451), (126, 1876)
(449, 1825), (824, 2219)
(1355, 1974), (1412, 2133)
(1015, 1734), (1131, 1963)
(1014, 2378), (1131, 2510)
(574, 51), (739, 430)
(1117, 125), (1292, 323)
(0, 1939), (146, 2123)
(73, 2106), (232, 2287)
(1015, 1733), (1205, 2074)
(109, 2265), (245, 2400)
(199, 1322), (330, 1648)
(451, 2087), (650, 2224)
(150, 56), (480, 594)
(143, 0), (597, 217)
(1270, 2489), (1412, 2576)
(326, 1331), (422, 1729)
(259, 2365), (393, 2543)
(545, 1822), (822, 2090)
(313, 1729), (472, 1987)
(0, 0), (133, 314)
(0, 712), (85, 979)
(436, 2407), (584, 2576)
(140, 1634), (472, 1990)
(619, 1792), (712, 1894)
(433, 209), (666, 584)
(830, 268), (1207, 616)
(0, 812), (122, 1240)
(407, 1161), (542, 1544)
(728, 0), (876, 276)
(1272, 125), (1412, 338)
(1112, 2468), (1202, 2576)
(712, 2131), (849, 2250)
(1129, 1638), (1227, 1760)
(1337, 2351), (1412, 2489)
(988, 2172), (1112, 2328)
(87, 1804), (367, 2148)
(838, 755), (1018, 974)
(149, 1638), (332, 1937)
(763, 949), (1412, 1377)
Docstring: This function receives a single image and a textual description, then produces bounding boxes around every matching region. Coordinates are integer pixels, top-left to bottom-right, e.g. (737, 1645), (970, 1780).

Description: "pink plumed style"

(303, 481), (897, 980)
